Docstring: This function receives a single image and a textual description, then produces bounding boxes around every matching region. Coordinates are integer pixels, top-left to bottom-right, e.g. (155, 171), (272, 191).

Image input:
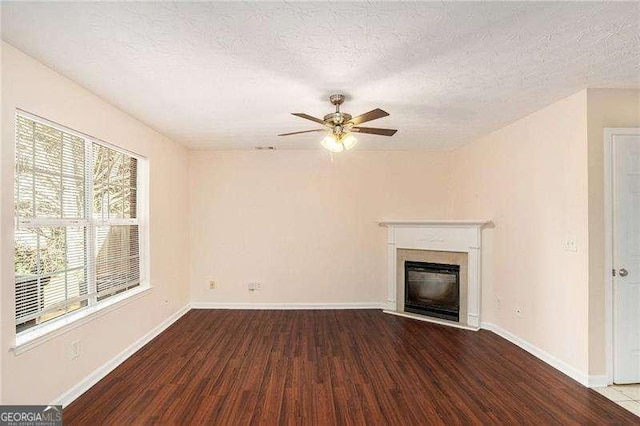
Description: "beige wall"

(189, 150), (454, 305)
(451, 91), (591, 374)
(586, 89), (640, 375)
(0, 42), (190, 403)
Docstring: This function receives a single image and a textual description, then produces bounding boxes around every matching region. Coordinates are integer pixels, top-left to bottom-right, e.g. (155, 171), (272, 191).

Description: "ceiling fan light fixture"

(341, 133), (358, 151)
(321, 134), (344, 153)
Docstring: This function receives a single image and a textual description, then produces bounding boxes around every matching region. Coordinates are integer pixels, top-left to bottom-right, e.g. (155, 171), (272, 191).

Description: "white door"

(613, 131), (640, 384)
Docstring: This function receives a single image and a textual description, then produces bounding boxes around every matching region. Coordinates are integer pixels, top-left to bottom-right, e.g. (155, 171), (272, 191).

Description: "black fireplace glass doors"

(404, 261), (460, 322)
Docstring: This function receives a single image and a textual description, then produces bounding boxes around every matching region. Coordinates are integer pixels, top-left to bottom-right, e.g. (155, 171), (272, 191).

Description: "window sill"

(12, 285), (152, 355)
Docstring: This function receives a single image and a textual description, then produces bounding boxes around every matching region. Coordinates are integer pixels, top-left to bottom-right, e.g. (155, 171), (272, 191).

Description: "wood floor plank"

(64, 310), (640, 425)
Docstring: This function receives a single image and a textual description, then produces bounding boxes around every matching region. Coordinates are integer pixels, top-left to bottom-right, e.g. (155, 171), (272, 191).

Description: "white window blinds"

(14, 113), (143, 333)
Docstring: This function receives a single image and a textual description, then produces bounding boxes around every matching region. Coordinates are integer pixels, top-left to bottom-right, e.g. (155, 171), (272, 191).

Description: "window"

(14, 112), (146, 335)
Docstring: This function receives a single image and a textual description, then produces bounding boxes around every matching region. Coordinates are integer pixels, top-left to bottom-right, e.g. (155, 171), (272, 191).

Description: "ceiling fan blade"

(278, 129), (326, 137)
(352, 126), (398, 136)
(291, 113), (329, 126)
(349, 108), (389, 126)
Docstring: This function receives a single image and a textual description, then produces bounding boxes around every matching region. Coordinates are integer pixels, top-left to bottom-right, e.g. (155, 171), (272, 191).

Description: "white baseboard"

(52, 304), (190, 407)
(481, 322), (605, 388)
(190, 302), (385, 310)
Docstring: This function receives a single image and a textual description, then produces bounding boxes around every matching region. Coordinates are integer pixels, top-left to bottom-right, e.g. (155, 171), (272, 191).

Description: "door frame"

(604, 127), (640, 385)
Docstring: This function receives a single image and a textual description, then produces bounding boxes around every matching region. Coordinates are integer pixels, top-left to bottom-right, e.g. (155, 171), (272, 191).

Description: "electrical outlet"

(209, 280), (216, 289)
(70, 340), (80, 360)
(496, 298), (502, 310)
(563, 236), (577, 252)
(248, 282), (261, 292)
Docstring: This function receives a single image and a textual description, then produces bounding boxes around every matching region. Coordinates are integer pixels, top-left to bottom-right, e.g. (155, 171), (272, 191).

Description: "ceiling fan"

(278, 94), (397, 152)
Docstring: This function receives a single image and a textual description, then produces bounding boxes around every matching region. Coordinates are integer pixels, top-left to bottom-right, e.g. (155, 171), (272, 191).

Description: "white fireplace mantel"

(379, 220), (490, 330)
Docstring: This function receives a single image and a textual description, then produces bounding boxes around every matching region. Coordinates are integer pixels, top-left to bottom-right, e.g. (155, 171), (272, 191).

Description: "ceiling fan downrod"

(324, 94), (352, 130)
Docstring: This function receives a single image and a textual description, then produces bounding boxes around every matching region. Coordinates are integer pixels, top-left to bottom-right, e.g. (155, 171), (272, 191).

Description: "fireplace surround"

(379, 220), (488, 330)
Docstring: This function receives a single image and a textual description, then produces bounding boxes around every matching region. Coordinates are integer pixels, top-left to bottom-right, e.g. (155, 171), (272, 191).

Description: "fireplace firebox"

(404, 261), (460, 322)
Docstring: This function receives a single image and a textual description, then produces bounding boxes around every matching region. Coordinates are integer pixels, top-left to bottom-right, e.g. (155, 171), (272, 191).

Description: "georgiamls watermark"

(0, 405), (62, 426)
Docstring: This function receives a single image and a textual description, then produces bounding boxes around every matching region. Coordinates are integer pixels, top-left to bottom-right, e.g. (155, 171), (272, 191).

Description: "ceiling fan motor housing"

(323, 112), (352, 125)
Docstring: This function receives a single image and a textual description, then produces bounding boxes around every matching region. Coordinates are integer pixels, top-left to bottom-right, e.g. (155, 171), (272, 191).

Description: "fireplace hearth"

(404, 261), (460, 322)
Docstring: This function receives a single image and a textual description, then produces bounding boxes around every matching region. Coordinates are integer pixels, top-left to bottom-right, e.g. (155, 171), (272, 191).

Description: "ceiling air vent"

(254, 146), (276, 150)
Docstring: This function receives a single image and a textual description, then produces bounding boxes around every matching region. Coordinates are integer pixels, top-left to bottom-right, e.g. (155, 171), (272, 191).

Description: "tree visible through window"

(14, 113), (143, 334)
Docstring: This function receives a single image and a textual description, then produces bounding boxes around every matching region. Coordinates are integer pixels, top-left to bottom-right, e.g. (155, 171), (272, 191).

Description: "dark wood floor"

(64, 310), (639, 425)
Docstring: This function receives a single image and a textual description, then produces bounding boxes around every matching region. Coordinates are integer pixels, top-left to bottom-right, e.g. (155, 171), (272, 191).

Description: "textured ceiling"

(2, 2), (639, 150)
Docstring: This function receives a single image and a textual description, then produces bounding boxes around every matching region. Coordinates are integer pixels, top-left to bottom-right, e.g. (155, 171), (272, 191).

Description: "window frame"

(13, 109), (151, 352)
